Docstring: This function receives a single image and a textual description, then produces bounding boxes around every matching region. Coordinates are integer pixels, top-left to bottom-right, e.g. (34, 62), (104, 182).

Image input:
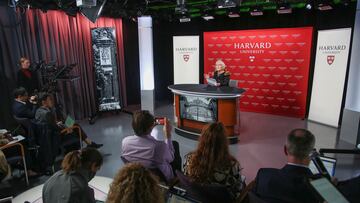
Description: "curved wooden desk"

(168, 84), (245, 144)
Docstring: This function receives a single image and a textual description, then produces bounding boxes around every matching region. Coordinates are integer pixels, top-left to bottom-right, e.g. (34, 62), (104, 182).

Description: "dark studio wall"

(122, 3), (357, 108)
(122, 20), (141, 105)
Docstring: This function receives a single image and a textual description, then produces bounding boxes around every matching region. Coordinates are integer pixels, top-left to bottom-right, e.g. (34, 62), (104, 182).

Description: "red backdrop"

(204, 27), (313, 118)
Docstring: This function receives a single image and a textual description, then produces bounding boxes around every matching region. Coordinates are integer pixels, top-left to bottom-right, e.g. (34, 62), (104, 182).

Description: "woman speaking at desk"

(205, 59), (231, 86)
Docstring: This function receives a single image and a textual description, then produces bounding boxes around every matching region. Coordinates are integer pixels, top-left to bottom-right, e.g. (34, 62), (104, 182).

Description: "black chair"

(247, 192), (268, 203)
(13, 116), (37, 147)
(120, 155), (168, 183)
(175, 170), (233, 203)
(31, 122), (60, 172)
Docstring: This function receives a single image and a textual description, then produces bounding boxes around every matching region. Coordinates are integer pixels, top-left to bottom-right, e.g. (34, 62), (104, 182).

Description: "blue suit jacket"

(12, 100), (37, 119)
(252, 164), (318, 203)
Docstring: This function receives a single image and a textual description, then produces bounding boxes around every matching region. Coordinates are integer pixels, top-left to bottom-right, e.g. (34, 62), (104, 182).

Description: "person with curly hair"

(183, 122), (244, 200)
(106, 163), (164, 203)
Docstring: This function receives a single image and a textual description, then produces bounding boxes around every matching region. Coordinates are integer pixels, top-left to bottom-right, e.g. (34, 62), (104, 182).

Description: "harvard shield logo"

(327, 55), (335, 65)
(183, 55), (190, 62)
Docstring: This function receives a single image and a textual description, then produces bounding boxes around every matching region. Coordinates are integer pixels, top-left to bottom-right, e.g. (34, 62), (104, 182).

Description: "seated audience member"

(12, 87), (37, 119)
(253, 128), (360, 203)
(0, 150), (10, 182)
(252, 129), (318, 203)
(183, 122), (244, 200)
(0, 132), (38, 177)
(42, 148), (103, 203)
(106, 163), (164, 203)
(35, 93), (102, 148)
(122, 110), (181, 182)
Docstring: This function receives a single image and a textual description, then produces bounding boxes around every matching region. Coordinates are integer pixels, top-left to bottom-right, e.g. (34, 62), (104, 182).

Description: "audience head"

(13, 87), (28, 101)
(187, 122), (234, 182)
(132, 110), (155, 137)
(285, 129), (315, 165)
(106, 163), (163, 203)
(38, 93), (54, 108)
(62, 148), (103, 181)
(19, 57), (30, 69)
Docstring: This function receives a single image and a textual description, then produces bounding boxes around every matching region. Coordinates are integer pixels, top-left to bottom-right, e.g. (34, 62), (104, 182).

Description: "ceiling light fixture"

(250, 6), (263, 16)
(317, 0), (333, 11)
(277, 3), (292, 14)
(218, 0), (241, 9)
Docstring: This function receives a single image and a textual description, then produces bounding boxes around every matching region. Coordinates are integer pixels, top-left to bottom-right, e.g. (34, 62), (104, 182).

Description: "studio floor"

(8, 103), (360, 197)
(83, 103), (360, 182)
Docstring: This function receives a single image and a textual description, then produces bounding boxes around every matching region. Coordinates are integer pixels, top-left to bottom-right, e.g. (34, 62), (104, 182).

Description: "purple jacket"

(122, 134), (175, 181)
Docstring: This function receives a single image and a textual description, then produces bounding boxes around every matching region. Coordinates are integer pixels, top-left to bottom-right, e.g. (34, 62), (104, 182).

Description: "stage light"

(202, 13), (215, 21)
(76, 0), (97, 7)
(250, 6), (263, 16)
(179, 14), (191, 23)
(342, 0), (350, 6)
(227, 8), (240, 18)
(305, 0), (313, 10)
(317, 0), (333, 11)
(175, 0), (188, 13)
(217, 0), (241, 9)
(80, 0), (107, 23)
(277, 3), (292, 14)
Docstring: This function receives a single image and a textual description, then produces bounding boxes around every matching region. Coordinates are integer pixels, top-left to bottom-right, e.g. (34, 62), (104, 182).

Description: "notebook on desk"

(206, 78), (218, 86)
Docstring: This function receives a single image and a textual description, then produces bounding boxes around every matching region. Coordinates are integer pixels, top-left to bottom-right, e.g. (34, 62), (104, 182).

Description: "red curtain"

(21, 9), (127, 119)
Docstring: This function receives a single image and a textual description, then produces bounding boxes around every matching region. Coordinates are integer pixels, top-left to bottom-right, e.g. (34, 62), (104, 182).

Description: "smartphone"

(155, 117), (165, 125)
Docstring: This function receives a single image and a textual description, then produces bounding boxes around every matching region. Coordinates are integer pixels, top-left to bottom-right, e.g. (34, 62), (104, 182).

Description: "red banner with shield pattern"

(204, 27), (313, 118)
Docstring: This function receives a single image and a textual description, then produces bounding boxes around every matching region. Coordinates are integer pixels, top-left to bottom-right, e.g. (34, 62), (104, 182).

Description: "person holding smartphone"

(121, 110), (181, 182)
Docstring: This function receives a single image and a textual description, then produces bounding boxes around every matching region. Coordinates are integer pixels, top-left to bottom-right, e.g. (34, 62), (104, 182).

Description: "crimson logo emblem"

(249, 56), (255, 62)
(327, 55), (335, 65)
(183, 54), (190, 62)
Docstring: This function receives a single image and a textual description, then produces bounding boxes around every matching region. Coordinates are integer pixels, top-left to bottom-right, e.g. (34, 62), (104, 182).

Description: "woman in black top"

(205, 59), (231, 86)
(17, 57), (39, 94)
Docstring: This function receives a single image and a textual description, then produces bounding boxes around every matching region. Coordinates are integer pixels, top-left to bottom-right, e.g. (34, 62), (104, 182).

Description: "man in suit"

(253, 129), (360, 203)
(252, 129), (318, 203)
(12, 87), (37, 119)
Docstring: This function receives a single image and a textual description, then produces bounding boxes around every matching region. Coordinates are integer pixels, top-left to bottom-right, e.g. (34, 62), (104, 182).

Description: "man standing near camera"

(121, 110), (181, 182)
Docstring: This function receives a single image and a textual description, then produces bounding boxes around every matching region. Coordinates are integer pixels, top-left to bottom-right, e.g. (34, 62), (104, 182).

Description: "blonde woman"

(107, 163), (164, 203)
(205, 59), (231, 86)
(17, 57), (39, 94)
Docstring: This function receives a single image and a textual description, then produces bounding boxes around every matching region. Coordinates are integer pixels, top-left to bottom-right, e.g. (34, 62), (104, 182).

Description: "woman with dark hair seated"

(42, 148), (103, 203)
(106, 163), (164, 203)
(183, 122), (244, 201)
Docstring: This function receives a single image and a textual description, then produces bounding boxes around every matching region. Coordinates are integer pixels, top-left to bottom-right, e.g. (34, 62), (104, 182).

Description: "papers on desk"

(206, 78), (219, 86)
(0, 129), (8, 134)
(7, 135), (25, 145)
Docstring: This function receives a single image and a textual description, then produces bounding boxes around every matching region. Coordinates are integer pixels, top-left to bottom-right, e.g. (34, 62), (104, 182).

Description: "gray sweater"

(42, 169), (96, 203)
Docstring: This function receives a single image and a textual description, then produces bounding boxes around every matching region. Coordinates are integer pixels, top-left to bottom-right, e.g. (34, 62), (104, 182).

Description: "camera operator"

(121, 110), (182, 182)
(17, 57), (39, 95)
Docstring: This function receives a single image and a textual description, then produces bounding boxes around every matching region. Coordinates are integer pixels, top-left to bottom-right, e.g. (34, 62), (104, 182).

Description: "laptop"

(309, 177), (349, 203)
(159, 184), (201, 203)
(64, 115), (76, 128)
(309, 156), (337, 177)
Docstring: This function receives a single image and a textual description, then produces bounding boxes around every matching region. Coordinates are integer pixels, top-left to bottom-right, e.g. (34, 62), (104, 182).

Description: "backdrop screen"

(204, 27), (313, 118)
